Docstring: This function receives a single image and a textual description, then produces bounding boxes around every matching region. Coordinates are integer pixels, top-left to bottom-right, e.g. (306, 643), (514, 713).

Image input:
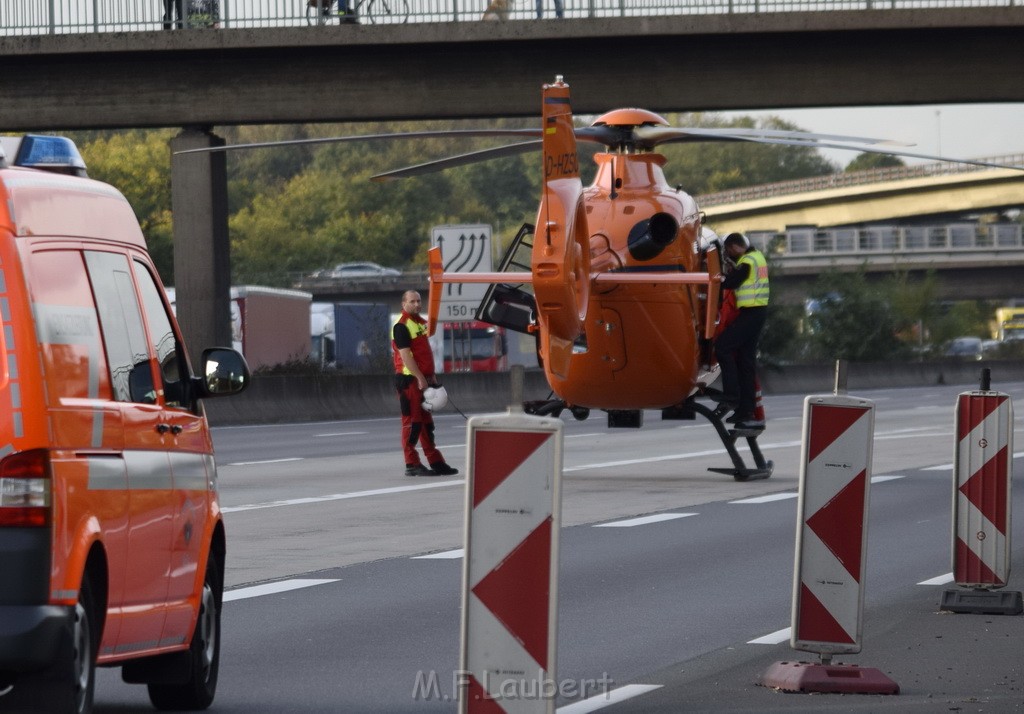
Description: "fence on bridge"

(748, 221), (1024, 260)
(698, 154), (1024, 207)
(3, 0), (1022, 34)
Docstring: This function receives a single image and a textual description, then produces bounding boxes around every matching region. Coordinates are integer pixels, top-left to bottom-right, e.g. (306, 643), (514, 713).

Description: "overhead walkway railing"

(698, 154), (1024, 208)
(3, 0), (1023, 34)
(749, 222), (1024, 260)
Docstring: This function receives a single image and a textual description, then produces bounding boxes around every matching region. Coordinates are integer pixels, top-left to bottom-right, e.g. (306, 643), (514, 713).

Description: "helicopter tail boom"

(425, 245), (532, 336)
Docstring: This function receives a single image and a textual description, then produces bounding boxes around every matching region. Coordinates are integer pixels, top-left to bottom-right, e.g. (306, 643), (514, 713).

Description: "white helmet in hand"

(422, 385), (448, 412)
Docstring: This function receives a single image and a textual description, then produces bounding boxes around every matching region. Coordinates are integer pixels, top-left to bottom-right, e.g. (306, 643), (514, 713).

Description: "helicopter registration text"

(545, 152), (578, 178)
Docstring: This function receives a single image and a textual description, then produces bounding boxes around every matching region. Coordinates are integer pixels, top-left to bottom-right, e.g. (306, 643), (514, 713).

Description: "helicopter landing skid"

(523, 398), (566, 418)
(689, 401), (773, 482)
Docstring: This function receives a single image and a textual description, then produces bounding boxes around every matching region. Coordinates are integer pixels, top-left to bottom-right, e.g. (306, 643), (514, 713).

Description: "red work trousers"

(396, 375), (444, 467)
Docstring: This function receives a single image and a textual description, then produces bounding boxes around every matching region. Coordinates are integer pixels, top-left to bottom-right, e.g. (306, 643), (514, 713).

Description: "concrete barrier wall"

(203, 360), (1024, 426)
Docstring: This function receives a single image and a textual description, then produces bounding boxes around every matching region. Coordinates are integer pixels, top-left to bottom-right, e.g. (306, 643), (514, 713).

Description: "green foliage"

(805, 268), (906, 361)
(845, 152), (905, 172)
(77, 129), (176, 280)
(659, 114), (840, 195)
(759, 302), (804, 365)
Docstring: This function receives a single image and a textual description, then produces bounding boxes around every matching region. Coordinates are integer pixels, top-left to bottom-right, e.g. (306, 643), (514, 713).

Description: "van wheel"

(147, 557), (221, 711)
(27, 577), (98, 714)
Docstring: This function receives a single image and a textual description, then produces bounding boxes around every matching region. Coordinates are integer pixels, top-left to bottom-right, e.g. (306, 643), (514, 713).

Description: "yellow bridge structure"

(697, 157), (1024, 303)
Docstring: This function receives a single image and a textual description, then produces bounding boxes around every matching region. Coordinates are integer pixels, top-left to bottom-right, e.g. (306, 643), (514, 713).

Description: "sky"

(720, 103), (1024, 169)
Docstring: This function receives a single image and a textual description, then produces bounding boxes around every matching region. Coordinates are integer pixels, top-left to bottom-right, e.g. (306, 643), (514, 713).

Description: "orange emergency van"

(0, 136), (249, 714)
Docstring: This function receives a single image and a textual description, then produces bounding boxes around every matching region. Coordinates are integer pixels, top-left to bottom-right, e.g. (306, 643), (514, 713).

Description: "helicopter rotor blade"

(173, 128), (544, 155)
(370, 140), (544, 181)
(633, 125), (914, 150)
(674, 133), (1024, 172)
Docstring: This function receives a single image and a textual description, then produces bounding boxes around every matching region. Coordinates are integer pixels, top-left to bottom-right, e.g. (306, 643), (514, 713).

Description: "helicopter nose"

(627, 212), (679, 261)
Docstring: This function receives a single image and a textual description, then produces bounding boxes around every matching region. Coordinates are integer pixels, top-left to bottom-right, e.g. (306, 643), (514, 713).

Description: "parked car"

(328, 261), (401, 279)
(944, 336), (984, 361)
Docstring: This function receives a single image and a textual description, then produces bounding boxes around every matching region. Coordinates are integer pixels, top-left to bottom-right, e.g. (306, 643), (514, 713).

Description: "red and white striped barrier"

(762, 393), (897, 694)
(791, 395), (874, 656)
(952, 390), (1013, 588)
(460, 411), (562, 714)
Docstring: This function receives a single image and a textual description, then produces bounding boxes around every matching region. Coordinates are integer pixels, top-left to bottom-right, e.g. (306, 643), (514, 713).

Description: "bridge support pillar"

(170, 127), (232, 357)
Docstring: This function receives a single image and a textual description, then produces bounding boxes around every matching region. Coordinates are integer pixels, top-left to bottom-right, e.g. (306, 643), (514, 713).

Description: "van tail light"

(0, 450), (51, 527)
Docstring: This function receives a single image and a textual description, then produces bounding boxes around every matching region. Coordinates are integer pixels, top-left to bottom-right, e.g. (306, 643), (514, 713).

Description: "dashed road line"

(227, 457), (304, 467)
(594, 513), (698, 528)
(918, 572), (955, 586)
(222, 480), (463, 513)
(413, 549), (464, 559)
(557, 684), (663, 713)
(748, 627), (791, 645)
(730, 492), (797, 504)
(224, 578), (338, 602)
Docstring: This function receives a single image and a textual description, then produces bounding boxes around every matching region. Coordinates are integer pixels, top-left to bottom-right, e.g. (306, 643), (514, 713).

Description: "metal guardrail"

(698, 154), (1024, 207)
(2, 0), (1021, 34)
(748, 221), (1024, 258)
(283, 222), (1024, 290)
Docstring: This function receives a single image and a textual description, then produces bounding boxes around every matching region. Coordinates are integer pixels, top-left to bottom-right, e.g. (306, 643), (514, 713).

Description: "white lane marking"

(748, 627), (791, 645)
(565, 441), (803, 473)
(731, 493), (797, 504)
(227, 457), (304, 467)
(224, 578), (338, 602)
(871, 475), (905, 483)
(222, 480), (463, 513)
(566, 433), (603, 439)
(875, 432), (948, 441)
(557, 684), (663, 714)
(918, 572), (955, 586)
(413, 549), (464, 559)
(731, 475), (901, 504)
(315, 431), (369, 438)
(594, 513), (698, 528)
(930, 430), (1024, 466)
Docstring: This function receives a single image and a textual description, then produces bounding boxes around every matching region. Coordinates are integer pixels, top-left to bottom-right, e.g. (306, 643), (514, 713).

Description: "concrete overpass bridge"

(4, 1), (1024, 354)
(699, 156), (1024, 236)
(694, 158), (1024, 304)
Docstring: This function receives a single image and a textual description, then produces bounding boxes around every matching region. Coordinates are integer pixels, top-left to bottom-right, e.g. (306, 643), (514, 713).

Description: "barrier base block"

(940, 588), (1023, 615)
(760, 661), (900, 695)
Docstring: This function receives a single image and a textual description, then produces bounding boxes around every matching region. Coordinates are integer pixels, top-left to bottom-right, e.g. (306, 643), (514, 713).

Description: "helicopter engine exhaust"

(627, 212), (679, 261)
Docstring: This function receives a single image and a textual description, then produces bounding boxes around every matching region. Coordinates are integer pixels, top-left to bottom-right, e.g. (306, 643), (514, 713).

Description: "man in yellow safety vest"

(392, 290), (459, 477)
(714, 233), (769, 430)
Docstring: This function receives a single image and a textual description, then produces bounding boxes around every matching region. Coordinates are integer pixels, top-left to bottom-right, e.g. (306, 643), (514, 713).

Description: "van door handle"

(156, 423), (170, 434)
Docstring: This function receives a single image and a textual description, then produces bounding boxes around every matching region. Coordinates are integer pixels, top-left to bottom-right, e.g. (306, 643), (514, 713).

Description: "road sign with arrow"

(431, 224), (493, 323)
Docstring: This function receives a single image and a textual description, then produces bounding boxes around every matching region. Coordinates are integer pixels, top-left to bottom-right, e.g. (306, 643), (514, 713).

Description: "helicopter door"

(475, 222), (536, 335)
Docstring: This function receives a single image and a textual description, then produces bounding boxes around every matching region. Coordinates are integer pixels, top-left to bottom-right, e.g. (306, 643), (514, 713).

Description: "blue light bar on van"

(12, 135), (88, 177)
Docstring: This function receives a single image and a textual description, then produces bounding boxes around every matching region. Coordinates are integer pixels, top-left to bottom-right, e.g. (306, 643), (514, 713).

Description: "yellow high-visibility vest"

(736, 250), (769, 307)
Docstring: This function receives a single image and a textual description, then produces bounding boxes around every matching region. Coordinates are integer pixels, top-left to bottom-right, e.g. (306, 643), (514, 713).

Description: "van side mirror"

(197, 347), (250, 397)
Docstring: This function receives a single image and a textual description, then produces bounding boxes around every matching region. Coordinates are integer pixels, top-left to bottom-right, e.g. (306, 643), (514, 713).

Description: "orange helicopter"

(182, 76), (1022, 480)
(399, 77), (1018, 480)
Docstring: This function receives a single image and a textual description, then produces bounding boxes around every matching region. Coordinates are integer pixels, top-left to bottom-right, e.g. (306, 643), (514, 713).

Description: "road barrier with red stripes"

(941, 384), (1022, 615)
(761, 384), (898, 694)
(459, 410), (563, 713)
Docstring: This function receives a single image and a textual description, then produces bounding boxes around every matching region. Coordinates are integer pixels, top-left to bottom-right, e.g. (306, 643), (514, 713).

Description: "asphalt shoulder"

(605, 573), (1024, 713)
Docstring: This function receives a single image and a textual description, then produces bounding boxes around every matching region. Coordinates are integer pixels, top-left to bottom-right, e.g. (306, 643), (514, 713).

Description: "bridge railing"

(698, 154), (1024, 207)
(749, 221), (1024, 259)
(2, 0), (1021, 34)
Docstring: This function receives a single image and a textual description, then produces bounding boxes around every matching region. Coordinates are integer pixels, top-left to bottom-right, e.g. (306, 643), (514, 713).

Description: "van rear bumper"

(0, 606), (72, 672)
